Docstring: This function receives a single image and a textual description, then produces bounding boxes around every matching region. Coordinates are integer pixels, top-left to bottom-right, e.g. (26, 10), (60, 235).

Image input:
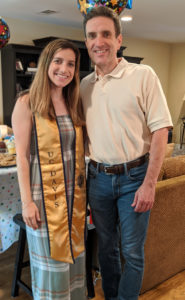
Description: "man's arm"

(131, 127), (169, 212)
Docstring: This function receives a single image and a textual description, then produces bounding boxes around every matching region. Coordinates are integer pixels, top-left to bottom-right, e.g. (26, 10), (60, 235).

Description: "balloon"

(126, 0), (132, 9)
(77, 0), (129, 16)
(0, 17), (10, 49)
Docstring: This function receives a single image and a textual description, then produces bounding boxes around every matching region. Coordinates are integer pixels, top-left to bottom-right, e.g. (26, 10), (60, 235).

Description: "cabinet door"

(1, 45), (17, 126)
(1, 44), (41, 126)
(15, 51), (40, 91)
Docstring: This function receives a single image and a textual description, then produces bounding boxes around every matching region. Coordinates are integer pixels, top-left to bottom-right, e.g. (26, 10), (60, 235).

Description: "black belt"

(90, 153), (149, 175)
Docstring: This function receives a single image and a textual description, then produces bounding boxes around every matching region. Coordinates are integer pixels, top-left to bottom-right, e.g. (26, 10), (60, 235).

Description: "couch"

(140, 151), (185, 294)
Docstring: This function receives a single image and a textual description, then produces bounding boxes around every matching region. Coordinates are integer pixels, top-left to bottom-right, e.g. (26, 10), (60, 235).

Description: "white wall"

(123, 37), (171, 97)
(4, 17), (84, 45)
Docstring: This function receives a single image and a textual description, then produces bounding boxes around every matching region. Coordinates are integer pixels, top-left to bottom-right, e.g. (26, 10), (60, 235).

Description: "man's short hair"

(83, 6), (122, 38)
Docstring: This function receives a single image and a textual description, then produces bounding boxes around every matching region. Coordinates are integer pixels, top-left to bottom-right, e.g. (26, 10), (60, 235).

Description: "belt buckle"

(104, 166), (112, 175)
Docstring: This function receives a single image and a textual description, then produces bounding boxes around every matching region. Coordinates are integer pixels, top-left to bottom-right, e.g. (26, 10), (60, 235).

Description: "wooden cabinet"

(1, 41), (142, 126)
(1, 44), (42, 126)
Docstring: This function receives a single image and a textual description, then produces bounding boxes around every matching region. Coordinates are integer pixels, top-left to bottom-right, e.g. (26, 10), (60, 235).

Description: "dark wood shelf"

(124, 55), (143, 64)
(16, 73), (35, 77)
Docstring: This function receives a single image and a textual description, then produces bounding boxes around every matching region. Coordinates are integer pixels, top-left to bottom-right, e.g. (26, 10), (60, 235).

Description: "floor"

(0, 242), (185, 300)
(93, 270), (185, 300)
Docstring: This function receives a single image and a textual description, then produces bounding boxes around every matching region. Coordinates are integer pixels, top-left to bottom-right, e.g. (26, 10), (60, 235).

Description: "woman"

(12, 39), (87, 300)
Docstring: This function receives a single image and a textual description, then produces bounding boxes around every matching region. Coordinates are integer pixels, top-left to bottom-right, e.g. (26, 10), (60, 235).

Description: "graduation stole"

(34, 113), (86, 263)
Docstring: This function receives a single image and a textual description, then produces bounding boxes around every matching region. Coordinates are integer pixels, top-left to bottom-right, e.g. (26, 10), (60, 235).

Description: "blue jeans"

(87, 160), (150, 300)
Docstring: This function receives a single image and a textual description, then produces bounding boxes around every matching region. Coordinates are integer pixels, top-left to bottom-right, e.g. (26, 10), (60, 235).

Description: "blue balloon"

(126, 0), (133, 9)
(77, 0), (129, 17)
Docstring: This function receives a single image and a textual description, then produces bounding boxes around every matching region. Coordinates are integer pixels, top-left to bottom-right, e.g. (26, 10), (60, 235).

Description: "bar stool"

(180, 117), (185, 149)
(86, 227), (96, 298)
(11, 214), (32, 297)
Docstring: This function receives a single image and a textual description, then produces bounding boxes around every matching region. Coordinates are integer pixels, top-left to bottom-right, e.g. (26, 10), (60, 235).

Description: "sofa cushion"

(157, 143), (175, 181)
(158, 166), (165, 181)
(163, 155), (185, 179)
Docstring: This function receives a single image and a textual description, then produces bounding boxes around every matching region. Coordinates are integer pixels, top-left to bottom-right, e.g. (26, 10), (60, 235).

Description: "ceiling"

(1, 0), (185, 43)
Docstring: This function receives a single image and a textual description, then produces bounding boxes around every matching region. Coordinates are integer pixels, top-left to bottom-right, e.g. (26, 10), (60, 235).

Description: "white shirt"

(80, 58), (173, 164)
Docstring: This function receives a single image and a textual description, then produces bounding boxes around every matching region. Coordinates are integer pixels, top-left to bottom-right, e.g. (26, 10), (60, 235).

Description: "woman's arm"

(12, 94), (41, 229)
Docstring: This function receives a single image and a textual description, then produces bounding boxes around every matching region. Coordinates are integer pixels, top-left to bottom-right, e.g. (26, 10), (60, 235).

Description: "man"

(80, 6), (173, 300)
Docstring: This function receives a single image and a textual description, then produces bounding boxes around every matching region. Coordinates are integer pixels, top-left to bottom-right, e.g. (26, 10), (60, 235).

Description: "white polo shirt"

(80, 58), (173, 164)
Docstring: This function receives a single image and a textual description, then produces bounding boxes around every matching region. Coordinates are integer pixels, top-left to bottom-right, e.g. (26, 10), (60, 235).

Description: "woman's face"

(48, 48), (76, 89)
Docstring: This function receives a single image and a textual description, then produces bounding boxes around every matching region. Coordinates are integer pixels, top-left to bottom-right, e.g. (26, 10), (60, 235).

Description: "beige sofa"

(140, 152), (185, 294)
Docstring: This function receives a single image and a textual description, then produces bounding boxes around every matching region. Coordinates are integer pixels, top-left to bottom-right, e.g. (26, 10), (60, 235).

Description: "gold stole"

(34, 113), (86, 263)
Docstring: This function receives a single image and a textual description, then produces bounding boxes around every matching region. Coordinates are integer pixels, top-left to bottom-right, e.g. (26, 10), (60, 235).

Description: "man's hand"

(131, 182), (155, 212)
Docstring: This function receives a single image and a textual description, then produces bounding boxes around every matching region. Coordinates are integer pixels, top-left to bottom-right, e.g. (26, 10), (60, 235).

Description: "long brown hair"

(29, 38), (84, 126)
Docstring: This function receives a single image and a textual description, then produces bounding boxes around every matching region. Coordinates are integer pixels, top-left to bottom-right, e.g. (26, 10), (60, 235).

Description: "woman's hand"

(22, 201), (41, 230)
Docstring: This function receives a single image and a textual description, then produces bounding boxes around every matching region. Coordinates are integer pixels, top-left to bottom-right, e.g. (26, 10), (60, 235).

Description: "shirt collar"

(90, 57), (129, 83)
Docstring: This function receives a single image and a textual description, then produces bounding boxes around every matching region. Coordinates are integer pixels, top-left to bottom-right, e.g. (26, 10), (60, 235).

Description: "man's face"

(85, 16), (122, 74)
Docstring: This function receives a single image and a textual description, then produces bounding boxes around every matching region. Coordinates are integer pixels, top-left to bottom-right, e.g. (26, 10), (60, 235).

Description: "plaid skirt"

(27, 115), (86, 300)
(26, 226), (86, 300)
